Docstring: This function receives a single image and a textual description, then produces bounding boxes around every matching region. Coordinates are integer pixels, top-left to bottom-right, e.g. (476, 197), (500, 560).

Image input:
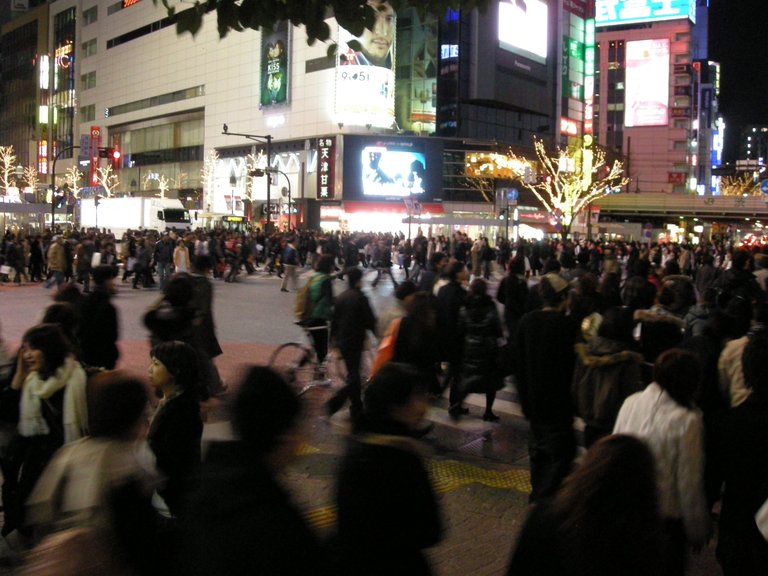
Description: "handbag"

(369, 318), (401, 379)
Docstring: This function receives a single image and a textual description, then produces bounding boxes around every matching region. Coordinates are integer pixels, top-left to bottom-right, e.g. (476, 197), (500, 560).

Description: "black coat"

(515, 309), (578, 427)
(183, 441), (332, 576)
(331, 287), (376, 353)
(436, 280), (467, 359)
(147, 391), (202, 516)
(335, 431), (442, 576)
(77, 287), (119, 369)
(717, 394), (768, 573)
(459, 294), (503, 391)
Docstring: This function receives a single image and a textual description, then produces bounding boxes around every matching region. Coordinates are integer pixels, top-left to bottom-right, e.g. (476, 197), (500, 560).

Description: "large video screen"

(625, 39), (669, 128)
(361, 145), (426, 197)
(596, 0), (695, 27)
(343, 135), (442, 201)
(498, 0), (548, 65)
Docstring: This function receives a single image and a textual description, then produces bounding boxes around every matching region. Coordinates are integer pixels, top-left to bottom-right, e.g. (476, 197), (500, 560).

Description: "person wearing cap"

(76, 265), (120, 370)
(515, 272), (579, 502)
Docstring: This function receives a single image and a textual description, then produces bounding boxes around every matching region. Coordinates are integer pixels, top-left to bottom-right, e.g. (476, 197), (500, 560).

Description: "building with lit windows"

(1, 0), (599, 235)
(594, 0), (719, 196)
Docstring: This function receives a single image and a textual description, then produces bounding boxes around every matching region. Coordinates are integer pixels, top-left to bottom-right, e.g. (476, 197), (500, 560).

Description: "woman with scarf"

(2, 324), (87, 537)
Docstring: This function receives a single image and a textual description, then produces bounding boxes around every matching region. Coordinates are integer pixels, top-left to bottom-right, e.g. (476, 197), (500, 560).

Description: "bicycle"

(269, 324), (375, 396)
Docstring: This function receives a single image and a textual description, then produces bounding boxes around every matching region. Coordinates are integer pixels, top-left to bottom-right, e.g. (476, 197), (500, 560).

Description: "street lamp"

(222, 125), (273, 231)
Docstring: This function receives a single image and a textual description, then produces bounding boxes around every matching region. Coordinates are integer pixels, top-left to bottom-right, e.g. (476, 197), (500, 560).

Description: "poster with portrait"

(335, 0), (396, 129)
(261, 21), (289, 107)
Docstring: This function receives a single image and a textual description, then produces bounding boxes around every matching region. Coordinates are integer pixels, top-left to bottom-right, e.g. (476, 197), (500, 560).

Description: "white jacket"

(614, 382), (709, 546)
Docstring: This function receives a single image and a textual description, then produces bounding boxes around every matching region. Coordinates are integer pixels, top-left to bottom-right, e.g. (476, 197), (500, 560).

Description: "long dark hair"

(23, 324), (69, 380)
(550, 434), (663, 575)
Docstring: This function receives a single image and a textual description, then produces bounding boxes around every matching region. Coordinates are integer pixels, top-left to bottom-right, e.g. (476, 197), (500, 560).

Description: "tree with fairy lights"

(719, 174), (760, 196)
(507, 138), (629, 241)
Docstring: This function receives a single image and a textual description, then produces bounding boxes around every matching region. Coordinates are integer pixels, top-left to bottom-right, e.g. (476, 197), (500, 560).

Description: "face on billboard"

(498, 0), (549, 65)
(358, 1), (395, 67)
(335, 0), (396, 128)
(596, 0), (695, 27)
(340, 0), (395, 68)
(625, 39), (670, 128)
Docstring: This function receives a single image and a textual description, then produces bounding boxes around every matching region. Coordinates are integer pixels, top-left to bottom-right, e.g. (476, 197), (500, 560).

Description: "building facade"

(1, 0), (598, 235)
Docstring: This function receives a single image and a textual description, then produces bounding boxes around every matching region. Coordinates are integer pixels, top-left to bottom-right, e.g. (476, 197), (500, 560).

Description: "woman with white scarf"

(1, 324), (87, 538)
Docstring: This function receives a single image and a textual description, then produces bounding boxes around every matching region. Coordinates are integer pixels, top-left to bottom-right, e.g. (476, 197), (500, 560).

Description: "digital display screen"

(596, 0), (695, 27)
(625, 39), (669, 128)
(498, 0), (549, 65)
(361, 146), (426, 197)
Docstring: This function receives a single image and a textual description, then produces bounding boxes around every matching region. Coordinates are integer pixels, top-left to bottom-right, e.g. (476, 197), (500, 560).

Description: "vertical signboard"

(89, 126), (102, 186)
(625, 39), (670, 127)
(317, 137), (336, 200)
(335, 0), (396, 129)
(260, 21), (289, 107)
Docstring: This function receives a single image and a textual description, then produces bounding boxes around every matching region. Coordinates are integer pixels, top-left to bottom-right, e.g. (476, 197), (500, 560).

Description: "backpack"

(294, 276), (316, 323)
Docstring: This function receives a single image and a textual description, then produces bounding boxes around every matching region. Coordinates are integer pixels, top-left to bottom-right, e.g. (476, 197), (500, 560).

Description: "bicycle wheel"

(269, 342), (316, 392)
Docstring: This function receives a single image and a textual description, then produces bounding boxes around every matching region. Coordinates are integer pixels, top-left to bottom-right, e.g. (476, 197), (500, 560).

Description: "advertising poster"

(394, 10), (437, 134)
(260, 21), (289, 107)
(595, 0), (695, 27)
(335, 0), (396, 129)
(625, 39), (669, 128)
(498, 0), (549, 65)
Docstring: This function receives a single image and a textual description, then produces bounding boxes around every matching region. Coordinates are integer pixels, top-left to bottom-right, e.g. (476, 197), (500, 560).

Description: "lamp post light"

(222, 125), (273, 231)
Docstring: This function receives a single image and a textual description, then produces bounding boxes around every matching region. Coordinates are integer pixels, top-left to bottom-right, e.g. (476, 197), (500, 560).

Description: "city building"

(594, 0), (720, 196)
(1, 0), (599, 236)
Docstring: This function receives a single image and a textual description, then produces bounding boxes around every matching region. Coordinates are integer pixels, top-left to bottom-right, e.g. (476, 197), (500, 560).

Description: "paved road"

(0, 266), (722, 575)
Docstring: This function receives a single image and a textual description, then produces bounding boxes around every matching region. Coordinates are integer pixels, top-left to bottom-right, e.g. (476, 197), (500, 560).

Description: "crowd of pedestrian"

(1, 222), (768, 574)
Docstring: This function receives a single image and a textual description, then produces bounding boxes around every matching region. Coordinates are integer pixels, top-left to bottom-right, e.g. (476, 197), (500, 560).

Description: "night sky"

(709, 0), (768, 162)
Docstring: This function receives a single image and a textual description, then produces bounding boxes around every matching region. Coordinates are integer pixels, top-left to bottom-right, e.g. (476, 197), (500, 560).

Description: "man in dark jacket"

(515, 273), (579, 502)
(77, 265), (120, 369)
(436, 260), (468, 415)
(328, 267), (377, 420)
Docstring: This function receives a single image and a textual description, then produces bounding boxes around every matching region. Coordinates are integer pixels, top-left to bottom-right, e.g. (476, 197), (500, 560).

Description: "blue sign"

(596, 0), (696, 27)
(760, 180), (768, 195)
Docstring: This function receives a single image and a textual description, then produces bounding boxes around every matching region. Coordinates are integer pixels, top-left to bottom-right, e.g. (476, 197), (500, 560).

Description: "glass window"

(80, 71), (96, 91)
(79, 104), (95, 122)
(81, 38), (97, 58)
(83, 6), (98, 25)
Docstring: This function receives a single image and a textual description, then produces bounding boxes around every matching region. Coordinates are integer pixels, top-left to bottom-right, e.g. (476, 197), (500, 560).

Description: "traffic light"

(94, 195), (101, 207)
(111, 148), (121, 162)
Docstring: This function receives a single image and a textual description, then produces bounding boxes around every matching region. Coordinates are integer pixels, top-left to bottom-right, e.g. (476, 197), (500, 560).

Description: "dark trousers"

(308, 325), (329, 365)
(528, 423), (576, 503)
(333, 348), (363, 415)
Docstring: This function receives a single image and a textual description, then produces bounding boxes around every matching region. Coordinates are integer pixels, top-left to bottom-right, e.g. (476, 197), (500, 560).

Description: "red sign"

(90, 126), (102, 186)
(668, 172), (686, 184)
(317, 137), (336, 200)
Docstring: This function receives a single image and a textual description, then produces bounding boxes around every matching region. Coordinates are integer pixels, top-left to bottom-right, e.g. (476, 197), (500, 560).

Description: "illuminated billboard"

(596, 0), (695, 27)
(625, 39), (669, 128)
(335, 0), (396, 129)
(260, 21), (289, 107)
(498, 0), (548, 65)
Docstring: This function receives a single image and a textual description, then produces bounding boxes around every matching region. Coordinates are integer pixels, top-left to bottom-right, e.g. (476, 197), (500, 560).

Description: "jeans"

(157, 261), (172, 290)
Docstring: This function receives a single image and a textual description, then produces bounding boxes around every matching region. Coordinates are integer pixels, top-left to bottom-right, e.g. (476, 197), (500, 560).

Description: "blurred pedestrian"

(183, 366), (332, 576)
(333, 363), (442, 576)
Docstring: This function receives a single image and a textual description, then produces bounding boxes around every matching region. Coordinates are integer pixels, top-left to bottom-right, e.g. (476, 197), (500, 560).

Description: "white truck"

(79, 197), (192, 237)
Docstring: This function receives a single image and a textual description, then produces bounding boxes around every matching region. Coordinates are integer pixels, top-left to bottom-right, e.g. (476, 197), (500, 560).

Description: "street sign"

(760, 180), (768, 195)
